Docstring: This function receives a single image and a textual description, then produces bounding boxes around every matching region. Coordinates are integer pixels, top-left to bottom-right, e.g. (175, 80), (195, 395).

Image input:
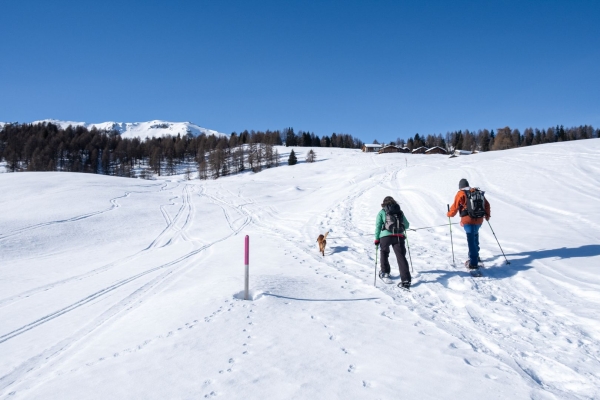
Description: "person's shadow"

(506, 245), (600, 264)
(415, 245), (600, 287)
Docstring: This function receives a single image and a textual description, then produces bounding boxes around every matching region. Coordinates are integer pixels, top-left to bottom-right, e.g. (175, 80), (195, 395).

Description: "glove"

(374, 240), (380, 245)
(485, 216), (490, 221)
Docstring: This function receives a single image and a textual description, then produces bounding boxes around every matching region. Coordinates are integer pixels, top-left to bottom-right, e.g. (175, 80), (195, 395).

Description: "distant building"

(425, 146), (448, 155)
(378, 145), (400, 154)
(453, 149), (473, 156)
(399, 147), (411, 153)
(412, 146), (428, 154)
(362, 144), (383, 152)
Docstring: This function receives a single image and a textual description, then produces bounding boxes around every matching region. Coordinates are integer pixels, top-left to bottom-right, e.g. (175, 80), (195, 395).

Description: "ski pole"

(487, 220), (510, 265)
(407, 223), (458, 232)
(374, 244), (379, 287)
(447, 204), (455, 266)
(405, 232), (414, 273)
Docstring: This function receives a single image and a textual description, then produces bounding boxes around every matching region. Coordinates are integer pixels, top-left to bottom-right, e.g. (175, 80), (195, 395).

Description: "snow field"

(1, 141), (600, 399)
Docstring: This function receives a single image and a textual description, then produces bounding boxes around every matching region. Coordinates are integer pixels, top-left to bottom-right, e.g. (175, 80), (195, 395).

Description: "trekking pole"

(405, 232), (414, 273)
(447, 204), (455, 266)
(374, 244), (379, 287)
(487, 220), (510, 265)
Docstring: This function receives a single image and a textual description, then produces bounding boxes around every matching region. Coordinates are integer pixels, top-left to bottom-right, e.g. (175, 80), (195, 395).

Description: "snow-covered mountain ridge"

(2, 119), (227, 140)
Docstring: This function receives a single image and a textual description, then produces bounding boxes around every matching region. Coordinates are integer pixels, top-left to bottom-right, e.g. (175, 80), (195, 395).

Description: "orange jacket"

(447, 189), (491, 226)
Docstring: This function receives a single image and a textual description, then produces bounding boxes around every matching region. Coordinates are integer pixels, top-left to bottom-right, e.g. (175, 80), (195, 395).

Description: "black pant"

(380, 235), (411, 282)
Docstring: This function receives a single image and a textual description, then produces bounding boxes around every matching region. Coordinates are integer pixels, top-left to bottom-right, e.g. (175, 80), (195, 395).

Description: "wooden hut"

(378, 145), (400, 154)
(425, 146), (448, 155)
(362, 144), (383, 153)
(411, 146), (428, 154)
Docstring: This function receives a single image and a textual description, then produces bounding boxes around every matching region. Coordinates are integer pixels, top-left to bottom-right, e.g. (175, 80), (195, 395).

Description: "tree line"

(0, 123), (364, 178)
(389, 125), (599, 153)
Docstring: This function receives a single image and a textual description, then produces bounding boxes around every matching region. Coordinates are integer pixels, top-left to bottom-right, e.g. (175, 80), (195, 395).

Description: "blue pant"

(463, 224), (481, 267)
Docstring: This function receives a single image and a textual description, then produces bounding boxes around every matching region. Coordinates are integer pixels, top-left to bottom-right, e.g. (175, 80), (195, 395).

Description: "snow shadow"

(263, 293), (379, 302)
(417, 262), (532, 287)
(507, 245), (600, 264)
(328, 245), (349, 254)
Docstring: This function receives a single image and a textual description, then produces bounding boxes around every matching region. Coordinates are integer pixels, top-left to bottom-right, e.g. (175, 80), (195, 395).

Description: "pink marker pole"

(244, 235), (250, 300)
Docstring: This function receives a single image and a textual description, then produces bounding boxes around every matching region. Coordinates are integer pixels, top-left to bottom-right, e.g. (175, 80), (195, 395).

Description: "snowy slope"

(1, 140), (599, 399)
(28, 119), (227, 139)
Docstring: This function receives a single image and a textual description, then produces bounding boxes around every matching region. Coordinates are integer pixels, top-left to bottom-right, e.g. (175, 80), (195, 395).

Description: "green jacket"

(375, 208), (410, 240)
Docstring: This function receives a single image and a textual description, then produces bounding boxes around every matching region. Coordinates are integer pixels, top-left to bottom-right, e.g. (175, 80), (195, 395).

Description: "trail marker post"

(244, 235), (250, 300)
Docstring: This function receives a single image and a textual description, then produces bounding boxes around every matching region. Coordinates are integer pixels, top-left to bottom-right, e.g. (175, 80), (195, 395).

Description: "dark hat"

(459, 179), (469, 189)
(381, 196), (396, 207)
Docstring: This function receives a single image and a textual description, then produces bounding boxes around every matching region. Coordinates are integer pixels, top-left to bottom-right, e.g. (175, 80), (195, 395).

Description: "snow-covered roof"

(425, 146), (447, 153)
(364, 144), (383, 148)
(453, 149), (473, 155)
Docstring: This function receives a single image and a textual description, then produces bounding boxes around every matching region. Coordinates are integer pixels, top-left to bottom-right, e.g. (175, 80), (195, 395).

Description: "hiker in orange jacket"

(447, 179), (491, 269)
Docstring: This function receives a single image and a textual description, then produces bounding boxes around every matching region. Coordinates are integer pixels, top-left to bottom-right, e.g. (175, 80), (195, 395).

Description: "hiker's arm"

(447, 193), (461, 217)
(375, 211), (383, 240)
(485, 198), (491, 220)
(403, 214), (410, 230)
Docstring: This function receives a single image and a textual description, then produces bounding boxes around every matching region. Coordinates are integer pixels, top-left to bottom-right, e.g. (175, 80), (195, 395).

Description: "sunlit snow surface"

(1, 141), (599, 399)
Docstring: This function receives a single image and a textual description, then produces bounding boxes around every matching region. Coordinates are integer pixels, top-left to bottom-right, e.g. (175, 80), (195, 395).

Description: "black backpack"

(461, 188), (486, 219)
(383, 204), (405, 234)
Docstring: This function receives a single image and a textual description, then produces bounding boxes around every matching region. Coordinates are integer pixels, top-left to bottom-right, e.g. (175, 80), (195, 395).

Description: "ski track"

(0, 180), (253, 395)
(0, 182), (168, 241)
(315, 159), (600, 399)
(2, 146), (600, 399)
(0, 182), (181, 309)
(202, 156), (600, 399)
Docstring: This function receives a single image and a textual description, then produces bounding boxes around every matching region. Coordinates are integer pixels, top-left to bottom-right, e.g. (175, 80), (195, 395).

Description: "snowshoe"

(378, 271), (393, 284)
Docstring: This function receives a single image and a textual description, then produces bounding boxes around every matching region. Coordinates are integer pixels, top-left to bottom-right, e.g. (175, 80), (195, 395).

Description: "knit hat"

(459, 179), (469, 189)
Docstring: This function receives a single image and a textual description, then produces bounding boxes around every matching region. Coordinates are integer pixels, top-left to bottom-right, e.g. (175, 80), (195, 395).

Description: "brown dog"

(316, 232), (329, 257)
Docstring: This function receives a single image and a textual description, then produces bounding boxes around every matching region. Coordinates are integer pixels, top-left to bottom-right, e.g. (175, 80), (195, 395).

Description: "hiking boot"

(401, 281), (411, 289)
(465, 260), (479, 270)
(379, 271), (390, 279)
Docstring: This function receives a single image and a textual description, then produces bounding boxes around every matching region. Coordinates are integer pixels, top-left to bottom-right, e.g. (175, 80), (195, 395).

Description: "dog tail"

(323, 232), (329, 239)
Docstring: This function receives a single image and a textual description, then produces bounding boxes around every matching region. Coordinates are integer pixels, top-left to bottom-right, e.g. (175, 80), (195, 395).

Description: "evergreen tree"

(285, 127), (296, 147)
(288, 149), (297, 165)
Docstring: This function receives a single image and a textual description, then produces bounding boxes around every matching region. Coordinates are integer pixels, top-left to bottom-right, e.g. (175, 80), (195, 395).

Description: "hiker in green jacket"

(374, 196), (411, 289)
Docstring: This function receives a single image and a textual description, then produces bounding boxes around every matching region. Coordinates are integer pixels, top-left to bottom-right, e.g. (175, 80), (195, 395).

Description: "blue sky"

(1, 0), (598, 143)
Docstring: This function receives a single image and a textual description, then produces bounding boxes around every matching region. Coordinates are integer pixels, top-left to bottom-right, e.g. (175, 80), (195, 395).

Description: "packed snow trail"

(1, 141), (599, 399)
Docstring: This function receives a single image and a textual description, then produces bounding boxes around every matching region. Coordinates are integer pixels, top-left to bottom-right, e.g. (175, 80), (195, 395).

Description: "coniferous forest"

(0, 123), (363, 178)
(1, 122), (598, 179)
(391, 125), (598, 152)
